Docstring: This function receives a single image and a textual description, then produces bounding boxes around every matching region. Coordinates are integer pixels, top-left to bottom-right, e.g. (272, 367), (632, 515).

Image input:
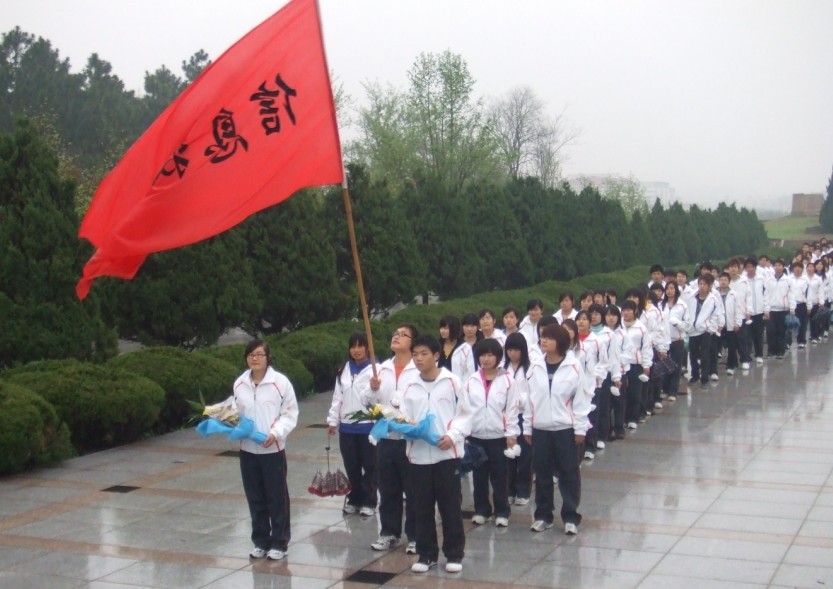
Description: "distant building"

(566, 174), (675, 204)
(791, 193), (823, 216)
(641, 181), (675, 204)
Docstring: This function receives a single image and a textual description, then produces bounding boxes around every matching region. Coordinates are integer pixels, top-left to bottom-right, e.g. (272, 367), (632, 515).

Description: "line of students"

(323, 250), (833, 574)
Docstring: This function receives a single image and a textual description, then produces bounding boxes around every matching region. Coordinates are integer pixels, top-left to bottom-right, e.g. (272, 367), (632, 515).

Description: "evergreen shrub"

(106, 347), (238, 432)
(0, 381), (73, 475)
(3, 363), (164, 454)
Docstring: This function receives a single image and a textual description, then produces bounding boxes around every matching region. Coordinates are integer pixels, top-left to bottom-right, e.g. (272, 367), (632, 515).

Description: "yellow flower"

(371, 404), (382, 417)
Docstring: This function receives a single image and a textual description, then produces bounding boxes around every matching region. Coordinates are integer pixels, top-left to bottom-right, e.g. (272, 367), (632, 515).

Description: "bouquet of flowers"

(188, 393), (266, 444)
(345, 404), (386, 423)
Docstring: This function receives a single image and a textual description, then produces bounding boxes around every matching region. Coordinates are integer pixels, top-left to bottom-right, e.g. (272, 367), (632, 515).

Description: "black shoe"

(688, 377), (698, 385)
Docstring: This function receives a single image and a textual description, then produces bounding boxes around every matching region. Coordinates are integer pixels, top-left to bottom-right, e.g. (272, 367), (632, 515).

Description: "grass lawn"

(764, 215), (827, 241)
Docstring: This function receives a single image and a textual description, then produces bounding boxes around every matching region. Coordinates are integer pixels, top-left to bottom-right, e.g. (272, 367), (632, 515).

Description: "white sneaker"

(564, 522), (578, 535)
(495, 517), (509, 527)
(654, 402), (663, 410)
(267, 548), (286, 560)
(342, 504), (357, 515)
(596, 440), (606, 450)
(626, 421), (638, 430)
(371, 535), (401, 551)
(725, 368), (734, 376)
(445, 561), (463, 573)
(667, 395), (676, 402)
(530, 520), (553, 532)
(798, 343), (806, 349)
(471, 514), (487, 525)
(756, 357), (764, 365)
(406, 541), (417, 554)
(514, 497), (530, 506)
(359, 506), (375, 517)
(583, 450), (594, 460)
(411, 560), (437, 573)
(249, 547), (267, 559)
(710, 373), (719, 381)
(741, 362), (750, 370)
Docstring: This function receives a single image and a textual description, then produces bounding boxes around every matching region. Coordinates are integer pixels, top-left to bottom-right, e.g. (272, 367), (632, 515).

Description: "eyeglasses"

(247, 353), (267, 359)
(392, 331), (412, 339)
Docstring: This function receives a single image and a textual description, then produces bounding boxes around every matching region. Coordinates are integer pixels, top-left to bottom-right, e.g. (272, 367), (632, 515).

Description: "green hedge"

(3, 363), (165, 454)
(0, 381), (74, 475)
(253, 266), (655, 394)
(106, 347), (239, 432)
(202, 344), (315, 397)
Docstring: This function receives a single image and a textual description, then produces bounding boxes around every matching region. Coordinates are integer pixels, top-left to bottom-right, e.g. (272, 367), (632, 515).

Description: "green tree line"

(0, 28), (769, 366)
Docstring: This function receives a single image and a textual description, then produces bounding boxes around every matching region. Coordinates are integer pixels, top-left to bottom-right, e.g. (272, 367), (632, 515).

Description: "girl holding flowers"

(234, 339), (298, 561)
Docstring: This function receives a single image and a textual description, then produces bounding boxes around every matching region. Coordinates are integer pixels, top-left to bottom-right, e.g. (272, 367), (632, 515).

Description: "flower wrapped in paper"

(345, 403), (386, 423)
(190, 395), (267, 444)
(368, 413), (442, 446)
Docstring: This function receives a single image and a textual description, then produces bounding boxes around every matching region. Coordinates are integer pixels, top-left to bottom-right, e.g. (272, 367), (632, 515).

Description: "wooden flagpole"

(341, 179), (378, 377)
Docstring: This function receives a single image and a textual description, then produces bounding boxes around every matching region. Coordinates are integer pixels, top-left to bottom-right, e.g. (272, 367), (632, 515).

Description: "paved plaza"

(1, 345), (832, 589)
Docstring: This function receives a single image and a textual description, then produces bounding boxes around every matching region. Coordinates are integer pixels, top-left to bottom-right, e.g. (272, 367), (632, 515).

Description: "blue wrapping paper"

(196, 416), (268, 445)
(369, 414), (442, 446)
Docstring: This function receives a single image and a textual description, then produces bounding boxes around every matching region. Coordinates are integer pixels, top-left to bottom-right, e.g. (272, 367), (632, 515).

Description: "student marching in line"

(766, 259), (793, 360)
(502, 306), (521, 336)
(504, 332), (534, 506)
(553, 291), (578, 323)
(687, 273), (721, 389)
(715, 272), (740, 376)
(743, 257), (768, 365)
(575, 309), (608, 460)
(368, 324), (421, 554)
(805, 261), (825, 344)
(438, 315), (475, 384)
(620, 300), (653, 429)
(327, 332), (377, 517)
(624, 288), (659, 418)
(479, 308), (507, 347)
(402, 335), (472, 574)
(578, 290), (594, 312)
(525, 323), (589, 536)
(648, 264), (666, 289)
(605, 305), (633, 439)
(818, 258), (832, 338)
(660, 282), (690, 402)
(789, 261), (810, 349)
(519, 298), (544, 347)
(727, 257), (753, 370)
(466, 338), (519, 528)
(529, 315), (559, 365)
(646, 282), (670, 411)
(588, 303), (620, 448)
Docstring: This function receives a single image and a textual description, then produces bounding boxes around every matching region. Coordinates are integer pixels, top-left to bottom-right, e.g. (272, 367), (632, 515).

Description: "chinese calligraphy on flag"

(76, 0), (343, 299)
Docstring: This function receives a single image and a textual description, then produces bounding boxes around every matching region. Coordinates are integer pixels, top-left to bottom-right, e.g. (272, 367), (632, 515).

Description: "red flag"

(76, 0), (343, 299)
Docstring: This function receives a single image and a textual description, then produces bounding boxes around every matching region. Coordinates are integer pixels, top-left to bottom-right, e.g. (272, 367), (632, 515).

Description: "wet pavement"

(1, 344), (832, 588)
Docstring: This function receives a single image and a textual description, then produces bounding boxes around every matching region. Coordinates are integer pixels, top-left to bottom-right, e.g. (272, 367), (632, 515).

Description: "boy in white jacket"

(715, 272), (742, 376)
(524, 323), (589, 536)
(401, 335), (472, 574)
(687, 274), (721, 388)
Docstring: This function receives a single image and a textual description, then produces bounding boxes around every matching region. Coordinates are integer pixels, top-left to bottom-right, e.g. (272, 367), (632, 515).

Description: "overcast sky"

(4, 0), (833, 209)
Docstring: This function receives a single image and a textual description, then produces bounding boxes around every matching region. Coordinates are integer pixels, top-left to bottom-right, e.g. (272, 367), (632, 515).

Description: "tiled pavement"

(1, 345), (833, 588)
